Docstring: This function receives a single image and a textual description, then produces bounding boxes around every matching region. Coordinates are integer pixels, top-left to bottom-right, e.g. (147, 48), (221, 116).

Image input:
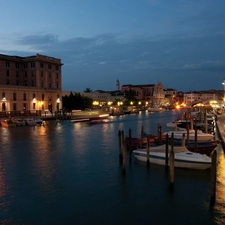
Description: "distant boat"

(71, 109), (109, 123)
(0, 119), (16, 128)
(148, 107), (166, 112)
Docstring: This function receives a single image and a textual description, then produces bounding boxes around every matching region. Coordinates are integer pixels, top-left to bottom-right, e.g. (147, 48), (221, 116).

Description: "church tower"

(116, 79), (120, 91)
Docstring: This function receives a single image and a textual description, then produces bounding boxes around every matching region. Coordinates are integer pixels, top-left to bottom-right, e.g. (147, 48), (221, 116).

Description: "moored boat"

(163, 130), (215, 141)
(133, 145), (212, 170)
(1, 119), (17, 128)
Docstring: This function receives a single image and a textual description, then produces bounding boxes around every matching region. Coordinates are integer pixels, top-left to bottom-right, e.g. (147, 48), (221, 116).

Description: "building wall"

(0, 54), (63, 112)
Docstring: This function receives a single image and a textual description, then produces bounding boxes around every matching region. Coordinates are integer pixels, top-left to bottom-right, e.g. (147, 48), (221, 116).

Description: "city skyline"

(0, 0), (225, 92)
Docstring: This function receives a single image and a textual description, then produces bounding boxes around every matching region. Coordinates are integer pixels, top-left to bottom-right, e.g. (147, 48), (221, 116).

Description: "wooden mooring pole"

(121, 130), (126, 174)
(169, 133), (175, 190)
(210, 150), (217, 206)
(147, 136), (150, 167)
(165, 134), (169, 168)
(118, 130), (122, 162)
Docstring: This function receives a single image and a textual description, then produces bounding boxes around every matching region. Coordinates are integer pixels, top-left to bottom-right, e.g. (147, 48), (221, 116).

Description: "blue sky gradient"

(1, 0), (225, 92)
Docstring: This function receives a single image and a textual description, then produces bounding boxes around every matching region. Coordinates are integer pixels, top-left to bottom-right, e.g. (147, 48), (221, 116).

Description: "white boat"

(34, 118), (43, 125)
(163, 130), (214, 141)
(148, 107), (166, 112)
(166, 120), (183, 128)
(25, 118), (37, 126)
(133, 145), (212, 170)
(71, 109), (109, 123)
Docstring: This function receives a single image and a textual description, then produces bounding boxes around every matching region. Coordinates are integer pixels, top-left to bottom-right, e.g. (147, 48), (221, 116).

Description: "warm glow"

(130, 101), (133, 105)
(56, 98), (60, 103)
(107, 101), (112, 105)
(176, 105), (180, 109)
(2, 97), (6, 102)
(33, 98), (36, 103)
(92, 101), (99, 105)
(138, 101), (141, 105)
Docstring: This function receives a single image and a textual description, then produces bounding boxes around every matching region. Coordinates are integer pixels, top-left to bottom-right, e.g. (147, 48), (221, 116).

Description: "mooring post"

(169, 133), (175, 190)
(194, 124), (197, 152)
(165, 134), (169, 167)
(147, 136), (150, 167)
(182, 133), (185, 146)
(141, 125), (144, 148)
(122, 130), (126, 173)
(118, 130), (122, 161)
(210, 150), (217, 206)
(129, 128), (132, 161)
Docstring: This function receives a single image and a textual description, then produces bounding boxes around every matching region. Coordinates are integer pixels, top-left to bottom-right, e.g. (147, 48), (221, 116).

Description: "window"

(23, 93), (26, 101)
(24, 72), (27, 77)
(40, 63), (44, 68)
(56, 73), (58, 79)
(16, 63), (19, 69)
(56, 65), (58, 70)
(41, 71), (44, 77)
(49, 72), (51, 78)
(23, 103), (26, 110)
(31, 62), (35, 68)
(48, 64), (52, 69)
(6, 79), (9, 85)
(42, 94), (44, 101)
(6, 70), (9, 76)
(56, 82), (58, 89)
(48, 82), (51, 88)
(33, 103), (36, 110)
(41, 81), (44, 88)
(6, 61), (10, 67)
(16, 71), (19, 77)
(24, 63), (28, 68)
(33, 94), (36, 99)
(31, 71), (35, 77)
(16, 80), (19, 85)
(13, 93), (16, 101)
(2, 93), (5, 98)
(31, 80), (35, 87)
(13, 103), (16, 111)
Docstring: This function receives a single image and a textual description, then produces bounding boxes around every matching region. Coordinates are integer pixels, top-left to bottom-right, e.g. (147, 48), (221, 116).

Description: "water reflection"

(214, 147), (225, 224)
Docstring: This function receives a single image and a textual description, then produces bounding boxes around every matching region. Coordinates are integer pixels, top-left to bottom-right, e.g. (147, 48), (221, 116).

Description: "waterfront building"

(183, 90), (222, 107)
(121, 82), (165, 107)
(0, 54), (63, 115)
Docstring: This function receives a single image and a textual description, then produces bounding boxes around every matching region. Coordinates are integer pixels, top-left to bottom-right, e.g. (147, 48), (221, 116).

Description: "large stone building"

(121, 82), (165, 106)
(0, 54), (63, 115)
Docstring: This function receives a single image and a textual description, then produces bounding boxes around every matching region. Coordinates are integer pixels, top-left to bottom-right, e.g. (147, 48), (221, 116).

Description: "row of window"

(5, 61), (59, 70)
(6, 70), (59, 79)
(5, 79), (59, 88)
(2, 92), (60, 101)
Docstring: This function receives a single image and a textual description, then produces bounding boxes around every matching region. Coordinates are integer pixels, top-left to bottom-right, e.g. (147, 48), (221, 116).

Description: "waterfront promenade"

(216, 113), (225, 149)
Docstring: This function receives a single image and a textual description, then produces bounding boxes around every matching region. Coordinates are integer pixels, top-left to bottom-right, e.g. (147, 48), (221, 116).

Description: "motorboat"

(25, 118), (37, 126)
(0, 119), (16, 128)
(148, 107), (166, 112)
(163, 130), (214, 141)
(133, 145), (212, 170)
(71, 109), (109, 123)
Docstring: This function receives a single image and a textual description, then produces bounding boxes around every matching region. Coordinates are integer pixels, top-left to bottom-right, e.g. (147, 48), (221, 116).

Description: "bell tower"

(116, 79), (120, 91)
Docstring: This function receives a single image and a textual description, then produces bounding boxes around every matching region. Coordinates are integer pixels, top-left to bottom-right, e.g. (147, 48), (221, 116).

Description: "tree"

(62, 92), (93, 110)
(84, 88), (92, 93)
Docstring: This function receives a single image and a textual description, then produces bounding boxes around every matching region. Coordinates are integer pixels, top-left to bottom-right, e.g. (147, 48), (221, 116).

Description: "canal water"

(0, 110), (225, 225)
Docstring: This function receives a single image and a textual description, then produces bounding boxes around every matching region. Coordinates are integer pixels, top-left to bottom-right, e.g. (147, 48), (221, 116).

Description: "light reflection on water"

(0, 110), (224, 224)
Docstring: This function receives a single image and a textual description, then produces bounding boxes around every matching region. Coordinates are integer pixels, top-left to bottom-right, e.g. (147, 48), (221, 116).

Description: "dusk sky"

(1, 0), (225, 92)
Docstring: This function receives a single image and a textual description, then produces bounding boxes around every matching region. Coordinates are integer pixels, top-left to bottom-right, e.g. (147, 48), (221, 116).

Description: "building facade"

(121, 82), (165, 106)
(0, 54), (63, 114)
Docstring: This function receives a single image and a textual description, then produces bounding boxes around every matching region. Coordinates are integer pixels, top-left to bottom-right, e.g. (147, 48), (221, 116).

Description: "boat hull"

(133, 150), (212, 170)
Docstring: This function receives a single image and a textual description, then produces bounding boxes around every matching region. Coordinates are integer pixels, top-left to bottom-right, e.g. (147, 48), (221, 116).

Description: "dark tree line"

(62, 92), (92, 111)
